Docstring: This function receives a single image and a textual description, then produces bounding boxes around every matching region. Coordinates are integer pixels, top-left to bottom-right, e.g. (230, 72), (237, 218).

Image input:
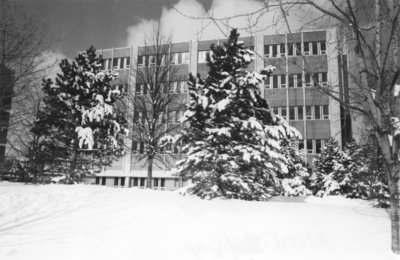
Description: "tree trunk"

(69, 141), (79, 182)
(147, 157), (153, 189)
(388, 163), (400, 254)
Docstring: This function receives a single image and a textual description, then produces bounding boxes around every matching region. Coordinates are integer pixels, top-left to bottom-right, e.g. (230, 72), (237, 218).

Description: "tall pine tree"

(31, 46), (128, 182)
(170, 30), (300, 200)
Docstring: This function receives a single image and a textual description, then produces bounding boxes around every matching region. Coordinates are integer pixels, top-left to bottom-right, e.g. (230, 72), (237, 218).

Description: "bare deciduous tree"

(0, 0), (54, 179)
(129, 25), (187, 188)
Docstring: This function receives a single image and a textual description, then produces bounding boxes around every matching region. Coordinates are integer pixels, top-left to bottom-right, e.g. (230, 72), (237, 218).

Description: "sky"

(18, 0), (321, 60)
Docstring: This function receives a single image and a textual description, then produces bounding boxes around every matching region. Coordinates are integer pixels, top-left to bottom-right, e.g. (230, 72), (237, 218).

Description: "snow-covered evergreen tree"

(278, 139), (311, 196)
(31, 46), (128, 182)
(170, 29), (300, 200)
(312, 138), (389, 205)
(311, 138), (352, 197)
(345, 141), (389, 206)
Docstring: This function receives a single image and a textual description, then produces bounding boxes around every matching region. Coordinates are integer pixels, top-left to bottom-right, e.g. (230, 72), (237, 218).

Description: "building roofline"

(97, 28), (336, 52)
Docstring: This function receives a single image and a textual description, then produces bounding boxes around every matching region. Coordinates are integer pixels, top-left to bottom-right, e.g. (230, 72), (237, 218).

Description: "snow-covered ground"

(0, 182), (396, 260)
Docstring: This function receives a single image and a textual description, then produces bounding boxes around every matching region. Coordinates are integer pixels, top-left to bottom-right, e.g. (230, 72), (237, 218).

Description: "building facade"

(84, 28), (350, 190)
(0, 64), (13, 165)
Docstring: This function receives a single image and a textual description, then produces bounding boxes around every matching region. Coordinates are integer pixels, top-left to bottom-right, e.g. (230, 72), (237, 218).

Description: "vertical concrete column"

(189, 39), (198, 75)
(326, 28), (342, 147)
(254, 35), (264, 96)
(285, 34), (289, 124)
(301, 32), (307, 153)
(122, 46), (137, 187)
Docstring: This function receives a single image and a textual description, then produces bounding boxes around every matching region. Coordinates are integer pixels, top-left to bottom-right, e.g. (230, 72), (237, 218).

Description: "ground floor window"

(101, 177), (106, 185)
(95, 177), (100, 185)
(140, 177), (145, 187)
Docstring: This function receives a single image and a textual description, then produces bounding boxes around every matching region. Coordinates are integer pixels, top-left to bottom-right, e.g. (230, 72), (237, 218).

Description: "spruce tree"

(278, 138), (311, 196)
(311, 139), (389, 203)
(171, 29), (300, 200)
(31, 46), (127, 182)
(311, 138), (349, 196)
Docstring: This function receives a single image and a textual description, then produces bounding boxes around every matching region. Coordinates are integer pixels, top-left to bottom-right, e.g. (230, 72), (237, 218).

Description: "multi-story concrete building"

(84, 28), (350, 190)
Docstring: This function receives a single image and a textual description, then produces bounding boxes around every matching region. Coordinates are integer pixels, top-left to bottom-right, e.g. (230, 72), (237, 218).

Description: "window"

(170, 82), (178, 93)
(322, 105), (329, 119)
(273, 107), (279, 115)
(183, 52), (189, 64)
(171, 53), (177, 64)
(103, 58), (112, 70)
(307, 140), (313, 154)
(95, 177), (100, 185)
(126, 57), (130, 68)
(112, 84), (124, 94)
(101, 177), (106, 186)
(149, 55), (156, 66)
(154, 178), (159, 187)
(162, 83), (168, 94)
(313, 73), (319, 87)
(138, 56), (145, 67)
(281, 107), (287, 120)
(315, 105), (321, 120)
(305, 73), (312, 87)
(303, 42), (310, 55)
(289, 106), (295, 120)
(113, 58), (119, 69)
(161, 178), (165, 188)
(174, 179), (179, 187)
(173, 144), (179, 154)
(264, 45), (271, 58)
(288, 43), (295, 56)
(264, 76), (271, 88)
(168, 111), (177, 124)
(132, 141), (138, 154)
(176, 111), (184, 123)
(321, 72), (328, 86)
(139, 142), (144, 154)
(296, 74), (302, 88)
(133, 177), (138, 187)
(120, 177), (125, 186)
(171, 52), (189, 65)
(140, 178), (145, 187)
(272, 75), (278, 89)
(198, 50), (209, 63)
(272, 45), (278, 57)
(182, 82), (188, 93)
(280, 75), (286, 88)
(136, 84), (142, 95)
(156, 54), (166, 66)
(312, 42), (318, 55)
(298, 106), (303, 120)
(295, 43), (301, 56)
(299, 140), (304, 150)
(157, 113), (163, 124)
(306, 106), (313, 120)
(289, 74), (294, 88)
(279, 44), (286, 57)
(320, 41), (326, 54)
(316, 139), (322, 153)
(134, 111), (145, 124)
(114, 177), (119, 186)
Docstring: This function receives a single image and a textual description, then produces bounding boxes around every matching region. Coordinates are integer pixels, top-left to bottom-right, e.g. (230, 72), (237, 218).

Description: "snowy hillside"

(0, 183), (396, 260)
